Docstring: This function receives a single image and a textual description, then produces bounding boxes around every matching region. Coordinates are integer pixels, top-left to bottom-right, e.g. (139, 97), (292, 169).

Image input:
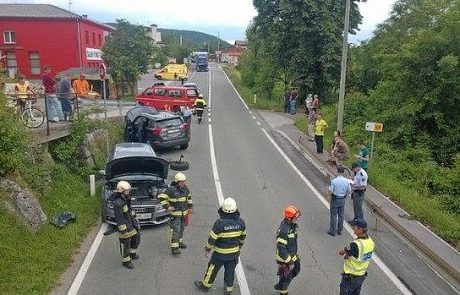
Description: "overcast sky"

(3, 0), (397, 43)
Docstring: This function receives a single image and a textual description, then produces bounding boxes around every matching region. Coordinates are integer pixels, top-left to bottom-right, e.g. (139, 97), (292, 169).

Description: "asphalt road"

(69, 65), (455, 295)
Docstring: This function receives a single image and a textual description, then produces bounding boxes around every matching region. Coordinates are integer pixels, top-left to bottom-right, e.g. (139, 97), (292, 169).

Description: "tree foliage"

(102, 19), (154, 85)
(240, 0), (365, 101)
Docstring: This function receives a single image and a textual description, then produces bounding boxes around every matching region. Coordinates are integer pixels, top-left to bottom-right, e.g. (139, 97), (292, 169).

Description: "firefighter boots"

(179, 242), (187, 249)
(123, 261), (134, 269)
(194, 280), (209, 292)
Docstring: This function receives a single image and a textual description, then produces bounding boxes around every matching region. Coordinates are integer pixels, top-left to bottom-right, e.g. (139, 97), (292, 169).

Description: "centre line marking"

(208, 68), (251, 295)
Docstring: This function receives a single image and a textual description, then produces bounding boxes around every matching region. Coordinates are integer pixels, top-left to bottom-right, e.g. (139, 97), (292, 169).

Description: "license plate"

(137, 213), (152, 220)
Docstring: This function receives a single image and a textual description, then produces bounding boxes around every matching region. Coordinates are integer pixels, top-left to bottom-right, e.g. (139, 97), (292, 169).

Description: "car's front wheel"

(179, 143), (189, 150)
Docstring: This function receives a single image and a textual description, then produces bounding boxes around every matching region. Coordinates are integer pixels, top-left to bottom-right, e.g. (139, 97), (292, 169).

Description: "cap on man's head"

(351, 162), (360, 169)
(354, 218), (368, 229)
(337, 166), (345, 173)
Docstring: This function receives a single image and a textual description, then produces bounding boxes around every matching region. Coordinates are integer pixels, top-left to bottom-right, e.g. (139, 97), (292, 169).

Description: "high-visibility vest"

(15, 83), (30, 99)
(343, 236), (374, 276)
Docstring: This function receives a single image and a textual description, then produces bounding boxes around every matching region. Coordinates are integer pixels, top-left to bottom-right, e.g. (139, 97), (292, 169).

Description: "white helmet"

(174, 172), (187, 182)
(116, 181), (131, 193)
(222, 197), (237, 213)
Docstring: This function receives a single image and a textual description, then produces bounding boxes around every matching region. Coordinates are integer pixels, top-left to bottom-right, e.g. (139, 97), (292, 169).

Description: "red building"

(0, 4), (114, 79)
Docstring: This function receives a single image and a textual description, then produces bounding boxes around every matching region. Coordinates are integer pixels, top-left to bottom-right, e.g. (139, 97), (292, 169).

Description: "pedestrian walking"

(307, 108), (316, 141)
(159, 172), (193, 255)
(338, 218), (375, 295)
(327, 166), (351, 237)
(58, 74), (73, 121)
(194, 198), (246, 294)
(355, 141), (370, 172)
(314, 113), (329, 154)
(113, 181), (141, 269)
(194, 94), (207, 124)
(274, 206), (301, 295)
(304, 93), (313, 114)
(348, 162), (368, 225)
(284, 90), (291, 113)
(41, 64), (64, 122)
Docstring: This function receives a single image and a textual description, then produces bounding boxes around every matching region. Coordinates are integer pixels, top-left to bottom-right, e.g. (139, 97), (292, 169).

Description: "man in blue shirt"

(328, 166), (352, 236)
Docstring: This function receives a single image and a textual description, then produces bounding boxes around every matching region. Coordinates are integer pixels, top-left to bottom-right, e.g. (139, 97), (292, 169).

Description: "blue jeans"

(330, 197), (345, 234)
(60, 98), (72, 121)
(46, 94), (64, 121)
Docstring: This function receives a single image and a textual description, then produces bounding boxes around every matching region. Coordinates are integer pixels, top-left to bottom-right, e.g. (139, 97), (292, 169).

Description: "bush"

(0, 93), (30, 176)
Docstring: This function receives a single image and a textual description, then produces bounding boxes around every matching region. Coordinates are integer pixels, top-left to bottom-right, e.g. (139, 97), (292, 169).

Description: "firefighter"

(339, 218), (375, 295)
(159, 172), (193, 255)
(274, 205), (301, 295)
(194, 93), (207, 124)
(194, 197), (246, 294)
(113, 181), (141, 269)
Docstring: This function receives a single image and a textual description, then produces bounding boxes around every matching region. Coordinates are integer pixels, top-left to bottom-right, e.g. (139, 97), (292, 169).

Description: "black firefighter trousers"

(276, 259), (301, 294)
(119, 231), (140, 264)
(201, 252), (238, 293)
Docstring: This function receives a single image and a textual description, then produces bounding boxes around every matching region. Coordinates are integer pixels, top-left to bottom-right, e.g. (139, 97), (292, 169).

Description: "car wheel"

(179, 143), (189, 150)
(170, 160), (189, 171)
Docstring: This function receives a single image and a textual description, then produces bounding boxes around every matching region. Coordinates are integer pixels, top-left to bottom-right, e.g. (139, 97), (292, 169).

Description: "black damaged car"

(100, 142), (170, 226)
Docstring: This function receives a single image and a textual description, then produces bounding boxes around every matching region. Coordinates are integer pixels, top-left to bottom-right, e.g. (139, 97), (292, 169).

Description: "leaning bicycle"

(12, 94), (45, 128)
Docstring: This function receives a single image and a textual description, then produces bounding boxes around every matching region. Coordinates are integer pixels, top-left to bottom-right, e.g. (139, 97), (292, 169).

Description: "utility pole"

(68, 0), (72, 11)
(217, 31), (220, 63)
(337, 0), (351, 133)
(207, 40), (210, 54)
(180, 34), (183, 46)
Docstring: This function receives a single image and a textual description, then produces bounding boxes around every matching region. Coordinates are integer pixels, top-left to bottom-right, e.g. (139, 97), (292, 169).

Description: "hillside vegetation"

(236, 0), (460, 248)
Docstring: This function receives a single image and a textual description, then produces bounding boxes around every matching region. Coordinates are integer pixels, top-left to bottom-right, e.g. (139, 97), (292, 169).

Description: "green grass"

(223, 66), (284, 111)
(0, 166), (100, 295)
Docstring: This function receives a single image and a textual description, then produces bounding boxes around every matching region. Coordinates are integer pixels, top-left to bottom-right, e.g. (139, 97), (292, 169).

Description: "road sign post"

(365, 122), (383, 166)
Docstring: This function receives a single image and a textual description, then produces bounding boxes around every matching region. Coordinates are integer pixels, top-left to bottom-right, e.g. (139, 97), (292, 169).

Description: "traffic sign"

(98, 63), (106, 80)
(365, 122), (383, 133)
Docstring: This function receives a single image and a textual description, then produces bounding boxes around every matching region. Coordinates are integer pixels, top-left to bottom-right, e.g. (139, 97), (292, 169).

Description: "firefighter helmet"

(284, 205), (301, 219)
(174, 172), (187, 182)
(116, 181), (131, 193)
(198, 94), (204, 98)
(222, 197), (237, 213)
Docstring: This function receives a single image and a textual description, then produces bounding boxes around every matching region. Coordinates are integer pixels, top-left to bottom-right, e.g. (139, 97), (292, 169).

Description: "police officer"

(328, 166), (352, 236)
(159, 172), (193, 256)
(113, 181), (141, 269)
(274, 206), (301, 295)
(349, 162), (368, 225)
(194, 94), (207, 124)
(194, 198), (246, 294)
(339, 218), (375, 295)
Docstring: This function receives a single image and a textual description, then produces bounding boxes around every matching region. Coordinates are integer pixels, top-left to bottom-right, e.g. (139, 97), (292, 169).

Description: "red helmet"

(284, 206), (301, 219)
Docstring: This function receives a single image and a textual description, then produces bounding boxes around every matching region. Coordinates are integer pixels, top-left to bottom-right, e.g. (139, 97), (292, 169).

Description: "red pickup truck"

(135, 85), (198, 112)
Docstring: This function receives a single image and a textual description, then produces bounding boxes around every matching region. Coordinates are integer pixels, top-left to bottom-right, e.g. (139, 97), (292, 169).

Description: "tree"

(102, 19), (153, 94)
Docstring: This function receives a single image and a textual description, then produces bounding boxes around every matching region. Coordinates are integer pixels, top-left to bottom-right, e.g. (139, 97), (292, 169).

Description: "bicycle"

(12, 94), (45, 128)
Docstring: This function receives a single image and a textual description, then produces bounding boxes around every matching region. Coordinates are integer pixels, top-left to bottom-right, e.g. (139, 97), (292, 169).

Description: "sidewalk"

(259, 110), (460, 286)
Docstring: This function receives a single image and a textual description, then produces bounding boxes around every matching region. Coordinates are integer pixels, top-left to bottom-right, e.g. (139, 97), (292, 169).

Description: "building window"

(85, 31), (89, 44)
(98, 34), (102, 47)
(4, 31), (16, 44)
(92, 32), (96, 45)
(29, 52), (41, 75)
(6, 51), (18, 77)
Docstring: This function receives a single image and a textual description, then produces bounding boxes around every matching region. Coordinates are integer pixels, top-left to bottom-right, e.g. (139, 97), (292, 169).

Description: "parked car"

(136, 85), (198, 112)
(182, 82), (200, 93)
(100, 142), (170, 226)
(125, 106), (190, 151)
(154, 64), (188, 81)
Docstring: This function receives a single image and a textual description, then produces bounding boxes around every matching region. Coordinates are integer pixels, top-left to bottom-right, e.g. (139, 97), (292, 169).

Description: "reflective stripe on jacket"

(276, 219), (298, 264)
(343, 236), (375, 276)
(113, 193), (137, 238)
(205, 209), (246, 258)
(159, 184), (193, 217)
(194, 98), (207, 110)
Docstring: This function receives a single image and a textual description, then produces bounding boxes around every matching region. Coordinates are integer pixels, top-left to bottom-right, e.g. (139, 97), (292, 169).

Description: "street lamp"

(337, 0), (351, 133)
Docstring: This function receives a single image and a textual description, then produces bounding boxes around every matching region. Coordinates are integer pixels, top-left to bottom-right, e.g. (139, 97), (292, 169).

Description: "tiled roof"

(0, 4), (78, 18)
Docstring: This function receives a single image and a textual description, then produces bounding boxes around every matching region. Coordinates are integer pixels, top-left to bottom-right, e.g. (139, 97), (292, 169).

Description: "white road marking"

(208, 118), (211, 123)
(249, 111), (253, 115)
(218, 66), (409, 293)
(67, 223), (107, 295)
(256, 121), (261, 126)
(208, 69), (251, 295)
(221, 66), (249, 110)
(251, 115), (256, 120)
(260, 128), (412, 295)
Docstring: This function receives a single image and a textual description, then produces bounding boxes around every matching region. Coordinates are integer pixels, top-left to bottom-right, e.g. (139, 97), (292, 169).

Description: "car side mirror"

(98, 170), (106, 176)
